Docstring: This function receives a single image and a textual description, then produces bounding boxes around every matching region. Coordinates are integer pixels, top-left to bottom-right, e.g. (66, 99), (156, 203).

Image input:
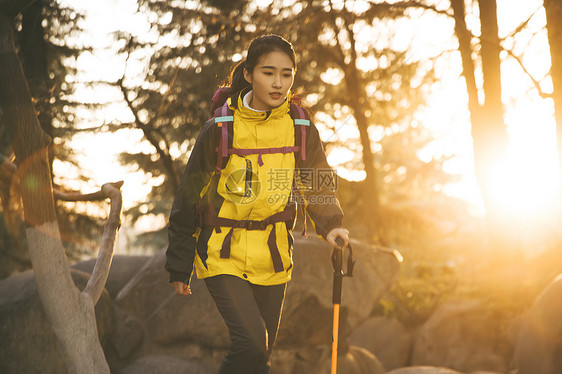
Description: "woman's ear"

(243, 68), (252, 84)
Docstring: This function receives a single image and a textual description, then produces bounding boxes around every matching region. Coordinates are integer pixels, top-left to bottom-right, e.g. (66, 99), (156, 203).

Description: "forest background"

(2, 0), (562, 329)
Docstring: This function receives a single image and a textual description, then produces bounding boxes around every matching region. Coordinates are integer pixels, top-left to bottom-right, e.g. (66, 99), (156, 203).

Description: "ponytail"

(229, 61), (251, 104)
(209, 60), (250, 115)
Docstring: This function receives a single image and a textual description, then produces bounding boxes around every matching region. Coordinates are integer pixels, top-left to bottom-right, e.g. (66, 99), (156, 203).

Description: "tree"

(117, 0), (443, 245)
(259, 0), (444, 242)
(544, 0), (562, 206)
(450, 0), (511, 246)
(1, 0), (102, 278)
(110, 0), (262, 247)
(0, 1), (122, 371)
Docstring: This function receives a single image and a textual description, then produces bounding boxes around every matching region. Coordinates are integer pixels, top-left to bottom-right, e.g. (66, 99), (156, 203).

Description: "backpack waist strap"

(201, 207), (296, 273)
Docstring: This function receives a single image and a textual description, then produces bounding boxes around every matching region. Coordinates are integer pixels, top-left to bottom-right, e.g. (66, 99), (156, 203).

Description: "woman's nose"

(272, 75), (281, 88)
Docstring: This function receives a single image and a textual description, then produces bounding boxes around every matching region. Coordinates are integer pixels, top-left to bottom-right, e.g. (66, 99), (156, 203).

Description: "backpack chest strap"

(214, 146), (301, 166)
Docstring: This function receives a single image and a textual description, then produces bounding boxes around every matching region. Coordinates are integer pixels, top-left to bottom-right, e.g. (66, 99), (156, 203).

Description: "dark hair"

(210, 35), (297, 113)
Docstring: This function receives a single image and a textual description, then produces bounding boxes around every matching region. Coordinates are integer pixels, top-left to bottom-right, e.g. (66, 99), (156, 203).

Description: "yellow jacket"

(166, 92), (343, 286)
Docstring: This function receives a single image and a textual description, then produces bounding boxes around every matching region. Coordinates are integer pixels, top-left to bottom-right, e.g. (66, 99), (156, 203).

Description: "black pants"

(204, 275), (287, 374)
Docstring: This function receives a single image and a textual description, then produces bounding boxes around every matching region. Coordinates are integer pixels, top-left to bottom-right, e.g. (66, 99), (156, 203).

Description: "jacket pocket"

(224, 158), (254, 203)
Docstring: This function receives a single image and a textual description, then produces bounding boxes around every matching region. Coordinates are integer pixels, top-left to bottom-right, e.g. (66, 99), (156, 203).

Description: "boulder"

(0, 269), (113, 374)
(107, 305), (145, 361)
(277, 235), (402, 348)
(115, 354), (210, 374)
(270, 345), (330, 374)
(271, 344), (385, 374)
(317, 346), (387, 374)
(387, 367), (462, 374)
(115, 234), (401, 350)
(411, 300), (511, 373)
(115, 248), (229, 348)
(72, 254), (150, 298)
(514, 274), (562, 374)
(349, 316), (414, 370)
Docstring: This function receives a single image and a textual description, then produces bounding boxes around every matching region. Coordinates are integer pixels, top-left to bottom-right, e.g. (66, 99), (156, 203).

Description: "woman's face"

(243, 50), (295, 111)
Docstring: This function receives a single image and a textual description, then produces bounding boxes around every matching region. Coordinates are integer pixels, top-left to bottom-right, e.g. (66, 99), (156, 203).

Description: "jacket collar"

(231, 89), (292, 122)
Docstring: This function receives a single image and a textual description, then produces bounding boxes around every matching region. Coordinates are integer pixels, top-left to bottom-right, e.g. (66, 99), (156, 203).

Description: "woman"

(165, 34), (349, 373)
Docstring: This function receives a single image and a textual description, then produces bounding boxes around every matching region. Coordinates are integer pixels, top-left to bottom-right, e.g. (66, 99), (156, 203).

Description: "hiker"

(165, 34), (349, 374)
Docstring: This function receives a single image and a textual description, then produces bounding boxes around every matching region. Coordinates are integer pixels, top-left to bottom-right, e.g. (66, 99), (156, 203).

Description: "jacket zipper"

(244, 158), (252, 197)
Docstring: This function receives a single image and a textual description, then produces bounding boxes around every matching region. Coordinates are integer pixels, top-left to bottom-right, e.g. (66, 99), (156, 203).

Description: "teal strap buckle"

(294, 119), (310, 126)
(215, 116), (234, 123)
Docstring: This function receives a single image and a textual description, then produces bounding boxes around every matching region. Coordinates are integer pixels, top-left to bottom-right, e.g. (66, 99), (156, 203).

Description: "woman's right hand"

(172, 281), (192, 296)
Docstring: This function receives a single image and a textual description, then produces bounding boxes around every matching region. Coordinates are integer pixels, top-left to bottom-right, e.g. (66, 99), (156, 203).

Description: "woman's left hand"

(326, 227), (350, 250)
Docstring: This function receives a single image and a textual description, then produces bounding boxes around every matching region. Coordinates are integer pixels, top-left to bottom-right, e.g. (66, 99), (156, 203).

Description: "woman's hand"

(326, 227), (350, 250)
(172, 281), (192, 296)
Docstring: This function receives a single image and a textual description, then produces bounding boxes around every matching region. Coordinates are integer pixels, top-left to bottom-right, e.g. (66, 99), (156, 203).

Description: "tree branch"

(116, 63), (180, 192)
(503, 4), (543, 39)
(503, 47), (552, 99)
(364, 0), (453, 17)
(2, 156), (124, 304)
(82, 181), (123, 304)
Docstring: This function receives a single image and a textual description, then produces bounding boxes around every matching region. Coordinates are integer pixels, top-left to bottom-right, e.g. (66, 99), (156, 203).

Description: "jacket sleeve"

(165, 119), (217, 283)
(297, 121), (344, 239)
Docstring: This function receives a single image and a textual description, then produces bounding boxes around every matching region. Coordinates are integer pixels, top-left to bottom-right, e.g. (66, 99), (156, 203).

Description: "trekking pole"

(331, 237), (354, 374)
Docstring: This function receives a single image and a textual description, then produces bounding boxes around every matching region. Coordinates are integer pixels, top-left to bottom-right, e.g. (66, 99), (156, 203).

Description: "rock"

(514, 274), (562, 374)
(317, 346), (387, 374)
(270, 345), (330, 374)
(115, 354), (211, 374)
(108, 305), (145, 360)
(411, 300), (511, 373)
(271, 344), (385, 374)
(349, 316), (414, 370)
(0, 269), (113, 374)
(115, 248), (229, 348)
(115, 234), (401, 350)
(72, 255), (150, 298)
(276, 235), (402, 348)
(387, 367), (463, 374)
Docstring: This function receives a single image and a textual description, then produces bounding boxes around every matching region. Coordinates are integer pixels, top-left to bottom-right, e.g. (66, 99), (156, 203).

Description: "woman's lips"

(270, 92), (282, 99)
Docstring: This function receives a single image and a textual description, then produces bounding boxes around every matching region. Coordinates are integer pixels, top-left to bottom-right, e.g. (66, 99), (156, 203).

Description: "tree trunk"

(544, 0), (562, 206)
(0, 11), (110, 373)
(20, 0), (54, 138)
(344, 68), (382, 234)
(0, 0), (36, 19)
(0, 0), (51, 279)
(475, 0), (510, 235)
(327, 2), (382, 239)
(451, 0), (510, 248)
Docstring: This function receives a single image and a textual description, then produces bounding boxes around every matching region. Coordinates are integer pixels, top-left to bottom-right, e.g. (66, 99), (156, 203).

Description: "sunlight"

(59, 0), (560, 240)
(489, 152), (558, 219)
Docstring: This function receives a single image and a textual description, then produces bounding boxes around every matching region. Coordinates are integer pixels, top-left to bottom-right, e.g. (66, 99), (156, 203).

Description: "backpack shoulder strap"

(290, 103), (311, 162)
(213, 102), (234, 172)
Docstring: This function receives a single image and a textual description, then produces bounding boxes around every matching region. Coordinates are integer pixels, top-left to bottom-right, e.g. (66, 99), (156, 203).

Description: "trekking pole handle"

(332, 238), (345, 304)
